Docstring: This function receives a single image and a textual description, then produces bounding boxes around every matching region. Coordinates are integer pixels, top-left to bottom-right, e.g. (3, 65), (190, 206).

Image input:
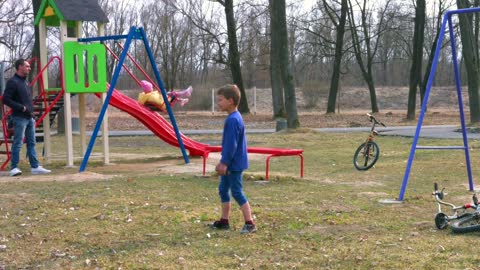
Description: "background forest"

(1, 0), (479, 124)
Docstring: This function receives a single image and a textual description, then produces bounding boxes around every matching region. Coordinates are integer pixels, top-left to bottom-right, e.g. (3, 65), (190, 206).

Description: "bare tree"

(138, 3), (192, 90)
(2, 0), (471, 115)
(170, 0), (249, 113)
(170, 1), (225, 85)
(0, 0), (34, 66)
(99, 0), (137, 82)
(239, 6), (266, 88)
(215, 0), (249, 113)
(347, 0), (396, 113)
(269, 0), (286, 118)
(374, 2), (411, 86)
(407, 0), (426, 120)
(420, 1), (452, 98)
(457, 0), (480, 122)
(270, 0), (299, 128)
(325, 0), (348, 114)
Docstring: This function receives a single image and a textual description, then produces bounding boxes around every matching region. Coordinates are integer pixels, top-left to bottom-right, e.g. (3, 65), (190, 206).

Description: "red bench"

(203, 146), (304, 180)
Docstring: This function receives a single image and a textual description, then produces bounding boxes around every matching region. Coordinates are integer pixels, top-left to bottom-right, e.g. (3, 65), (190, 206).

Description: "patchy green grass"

(1, 130), (480, 269)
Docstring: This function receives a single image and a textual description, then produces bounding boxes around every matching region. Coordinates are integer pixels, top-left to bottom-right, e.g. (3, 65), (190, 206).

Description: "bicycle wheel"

(353, 141), (380, 171)
(450, 213), (480, 233)
(434, 212), (449, 230)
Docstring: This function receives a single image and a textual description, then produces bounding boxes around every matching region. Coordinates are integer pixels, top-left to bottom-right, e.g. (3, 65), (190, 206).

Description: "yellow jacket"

(138, 91), (172, 110)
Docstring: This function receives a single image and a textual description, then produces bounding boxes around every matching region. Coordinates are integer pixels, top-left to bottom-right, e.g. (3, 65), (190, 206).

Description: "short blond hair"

(217, 84), (241, 106)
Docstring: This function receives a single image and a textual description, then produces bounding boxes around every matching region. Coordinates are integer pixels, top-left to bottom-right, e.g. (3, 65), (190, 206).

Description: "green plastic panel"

(63, 41), (107, 93)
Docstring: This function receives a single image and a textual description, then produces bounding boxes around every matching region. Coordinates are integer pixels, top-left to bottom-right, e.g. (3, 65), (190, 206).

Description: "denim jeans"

(11, 116), (38, 169)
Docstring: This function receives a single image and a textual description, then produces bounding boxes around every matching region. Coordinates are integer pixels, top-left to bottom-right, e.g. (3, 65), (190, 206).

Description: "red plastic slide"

(97, 88), (304, 179)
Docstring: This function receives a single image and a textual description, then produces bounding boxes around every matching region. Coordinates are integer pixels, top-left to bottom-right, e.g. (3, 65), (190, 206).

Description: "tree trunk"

(224, 0), (249, 113)
(347, 0), (381, 113)
(457, 0), (480, 123)
(274, 0), (299, 128)
(407, 0), (426, 120)
(365, 73), (379, 113)
(269, 0), (286, 118)
(326, 0), (348, 114)
(420, 3), (445, 103)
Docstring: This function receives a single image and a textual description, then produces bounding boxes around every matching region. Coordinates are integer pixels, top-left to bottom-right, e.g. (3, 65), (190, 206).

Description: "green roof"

(34, 0), (109, 26)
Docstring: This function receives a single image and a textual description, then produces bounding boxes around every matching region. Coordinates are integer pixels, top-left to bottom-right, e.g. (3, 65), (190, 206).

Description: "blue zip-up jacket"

(3, 73), (34, 119)
(220, 111), (249, 171)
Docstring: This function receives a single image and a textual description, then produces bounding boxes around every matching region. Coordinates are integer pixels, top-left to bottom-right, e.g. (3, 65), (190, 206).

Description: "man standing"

(3, 59), (51, 176)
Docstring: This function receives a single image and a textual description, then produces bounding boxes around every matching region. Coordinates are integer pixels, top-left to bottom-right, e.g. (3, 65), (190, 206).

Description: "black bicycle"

(353, 113), (386, 170)
(433, 182), (480, 233)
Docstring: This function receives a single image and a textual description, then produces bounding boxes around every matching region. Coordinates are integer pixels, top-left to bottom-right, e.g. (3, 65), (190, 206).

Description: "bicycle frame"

(353, 113), (385, 171)
(434, 188), (475, 219)
(433, 182), (479, 230)
(365, 113), (381, 143)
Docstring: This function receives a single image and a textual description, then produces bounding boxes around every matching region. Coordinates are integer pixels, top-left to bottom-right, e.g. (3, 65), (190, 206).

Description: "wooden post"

(77, 21), (87, 156)
(98, 22), (109, 165)
(60, 20), (74, 167)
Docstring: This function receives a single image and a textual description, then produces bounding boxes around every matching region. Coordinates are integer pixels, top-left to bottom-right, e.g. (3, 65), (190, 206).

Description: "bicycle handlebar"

(434, 182), (478, 210)
(366, 113), (386, 127)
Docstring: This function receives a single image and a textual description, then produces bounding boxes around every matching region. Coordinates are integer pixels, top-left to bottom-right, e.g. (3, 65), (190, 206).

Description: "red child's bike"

(353, 113), (386, 170)
(433, 182), (480, 233)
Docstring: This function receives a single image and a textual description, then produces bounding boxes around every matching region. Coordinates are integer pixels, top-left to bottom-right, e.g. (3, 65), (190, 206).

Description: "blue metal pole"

(139, 27), (190, 164)
(448, 13), (474, 191)
(397, 15), (449, 201)
(79, 26), (137, 172)
(78, 34), (131, 43)
(450, 7), (480, 16)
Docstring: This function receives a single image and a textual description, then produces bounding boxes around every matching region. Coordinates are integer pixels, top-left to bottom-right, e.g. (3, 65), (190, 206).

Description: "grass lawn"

(0, 130), (480, 269)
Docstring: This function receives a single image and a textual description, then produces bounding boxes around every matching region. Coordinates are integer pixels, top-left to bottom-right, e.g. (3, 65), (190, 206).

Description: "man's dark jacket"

(3, 73), (34, 119)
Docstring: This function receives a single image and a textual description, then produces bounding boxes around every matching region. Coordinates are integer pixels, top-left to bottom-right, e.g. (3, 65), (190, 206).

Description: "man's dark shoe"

(209, 220), (230, 230)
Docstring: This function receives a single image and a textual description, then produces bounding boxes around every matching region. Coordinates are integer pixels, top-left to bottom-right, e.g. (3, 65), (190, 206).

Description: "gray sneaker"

(240, 224), (257, 234)
(9, 168), (22, 177)
(31, 166), (51, 175)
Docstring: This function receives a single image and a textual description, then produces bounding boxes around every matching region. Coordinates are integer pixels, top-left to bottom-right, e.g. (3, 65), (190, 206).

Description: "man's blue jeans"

(11, 116), (38, 169)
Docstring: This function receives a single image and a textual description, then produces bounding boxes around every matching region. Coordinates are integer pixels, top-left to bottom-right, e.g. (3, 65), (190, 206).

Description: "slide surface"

(97, 88), (213, 157)
(99, 88), (303, 157)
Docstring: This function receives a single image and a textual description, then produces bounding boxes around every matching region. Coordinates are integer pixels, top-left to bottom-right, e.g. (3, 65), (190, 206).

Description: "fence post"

(253, 86), (257, 115)
(211, 88), (215, 114)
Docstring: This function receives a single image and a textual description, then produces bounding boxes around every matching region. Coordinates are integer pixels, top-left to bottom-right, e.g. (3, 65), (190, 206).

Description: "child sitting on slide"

(137, 80), (192, 111)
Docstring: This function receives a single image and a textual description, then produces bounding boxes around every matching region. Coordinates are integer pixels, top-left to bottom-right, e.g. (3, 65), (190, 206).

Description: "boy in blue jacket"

(210, 84), (256, 234)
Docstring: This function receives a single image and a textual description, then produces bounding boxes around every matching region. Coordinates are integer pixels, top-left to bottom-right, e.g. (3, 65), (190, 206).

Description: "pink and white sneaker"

(178, 98), (189, 106)
(175, 86), (193, 98)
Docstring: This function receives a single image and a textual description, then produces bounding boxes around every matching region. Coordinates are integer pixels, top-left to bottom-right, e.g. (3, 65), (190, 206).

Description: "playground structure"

(0, 0), (187, 171)
(0, 0), (304, 180)
(385, 7), (480, 202)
